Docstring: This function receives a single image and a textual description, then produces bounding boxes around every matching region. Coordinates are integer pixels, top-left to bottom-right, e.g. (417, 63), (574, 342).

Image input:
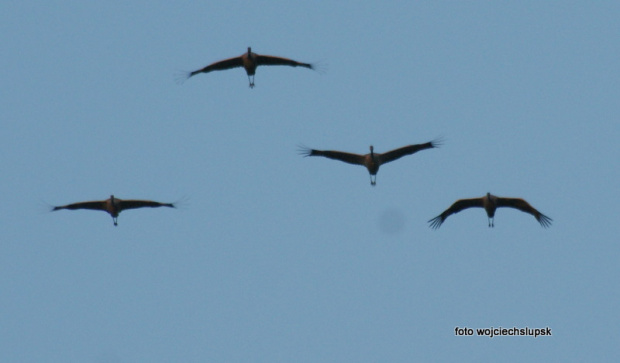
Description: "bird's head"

(247, 47), (252, 55)
(369, 145), (374, 155)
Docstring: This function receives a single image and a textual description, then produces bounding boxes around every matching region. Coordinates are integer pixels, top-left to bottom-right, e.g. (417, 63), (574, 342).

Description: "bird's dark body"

(185, 47), (316, 88)
(428, 193), (552, 229)
(52, 195), (176, 226)
(301, 139), (440, 186)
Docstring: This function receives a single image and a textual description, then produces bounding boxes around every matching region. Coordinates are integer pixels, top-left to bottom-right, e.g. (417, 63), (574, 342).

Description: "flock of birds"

(52, 47), (552, 229)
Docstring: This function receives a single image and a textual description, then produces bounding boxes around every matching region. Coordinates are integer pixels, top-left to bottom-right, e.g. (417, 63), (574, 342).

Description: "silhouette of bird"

(428, 192), (552, 229)
(180, 47), (318, 88)
(299, 139), (441, 186)
(51, 195), (176, 226)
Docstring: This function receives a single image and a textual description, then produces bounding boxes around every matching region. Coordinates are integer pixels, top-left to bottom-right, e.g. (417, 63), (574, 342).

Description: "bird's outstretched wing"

(428, 197), (484, 229)
(379, 139), (441, 165)
(496, 197), (552, 228)
(188, 56), (245, 77)
(299, 146), (366, 166)
(52, 200), (106, 212)
(118, 200), (176, 211)
(256, 55), (313, 69)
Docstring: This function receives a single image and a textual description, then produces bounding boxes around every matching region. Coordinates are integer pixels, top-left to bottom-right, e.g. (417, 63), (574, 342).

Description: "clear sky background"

(2, 1), (619, 362)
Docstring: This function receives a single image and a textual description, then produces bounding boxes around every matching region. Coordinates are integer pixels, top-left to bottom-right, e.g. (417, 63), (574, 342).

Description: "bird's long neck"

(247, 47), (252, 56)
(485, 193), (496, 207)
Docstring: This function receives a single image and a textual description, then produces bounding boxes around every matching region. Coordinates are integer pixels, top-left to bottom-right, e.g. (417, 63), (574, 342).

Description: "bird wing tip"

(427, 216), (443, 229)
(310, 61), (328, 74)
(173, 70), (192, 84)
(297, 144), (313, 156)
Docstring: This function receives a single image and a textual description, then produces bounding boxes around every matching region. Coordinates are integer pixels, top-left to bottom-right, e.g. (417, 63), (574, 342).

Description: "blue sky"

(2, 1), (619, 361)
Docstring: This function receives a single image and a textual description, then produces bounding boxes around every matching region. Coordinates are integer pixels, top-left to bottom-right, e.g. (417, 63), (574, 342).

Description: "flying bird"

(428, 192), (552, 229)
(51, 195), (176, 226)
(179, 47), (319, 88)
(299, 139), (441, 186)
